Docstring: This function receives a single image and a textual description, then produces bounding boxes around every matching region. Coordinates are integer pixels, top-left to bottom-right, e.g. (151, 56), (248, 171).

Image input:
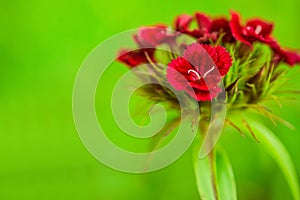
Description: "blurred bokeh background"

(1, 0), (300, 199)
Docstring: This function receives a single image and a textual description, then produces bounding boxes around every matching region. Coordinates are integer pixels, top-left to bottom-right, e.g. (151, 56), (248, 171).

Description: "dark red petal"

(246, 19), (273, 37)
(117, 49), (154, 68)
(187, 86), (221, 101)
(280, 49), (300, 66)
(210, 18), (235, 43)
(168, 57), (193, 74)
(174, 14), (206, 38)
(195, 12), (212, 31)
(185, 29), (206, 38)
(167, 58), (193, 91)
(189, 77), (220, 91)
(174, 14), (193, 31)
(134, 25), (169, 47)
(229, 11), (252, 47)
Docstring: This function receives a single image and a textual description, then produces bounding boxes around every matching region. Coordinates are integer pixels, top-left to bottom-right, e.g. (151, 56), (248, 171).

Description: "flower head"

(117, 25), (178, 68)
(166, 43), (232, 101)
(134, 25), (177, 48)
(174, 12), (234, 44)
(230, 11), (300, 66)
(229, 11), (275, 48)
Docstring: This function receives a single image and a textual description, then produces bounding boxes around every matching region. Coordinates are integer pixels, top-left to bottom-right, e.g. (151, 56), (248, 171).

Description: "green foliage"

(194, 148), (237, 200)
(2, 0), (300, 199)
(246, 119), (300, 200)
(225, 43), (290, 108)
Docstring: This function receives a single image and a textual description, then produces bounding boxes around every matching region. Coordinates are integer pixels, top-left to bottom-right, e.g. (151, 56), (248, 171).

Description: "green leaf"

(215, 149), (237, 200)
(194, 152), (215, 200)
(248, 119), (300, 200)
(194, 148), (237, 200)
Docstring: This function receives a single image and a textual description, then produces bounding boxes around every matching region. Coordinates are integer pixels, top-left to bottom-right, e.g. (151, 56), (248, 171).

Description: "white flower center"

(187, 66), (215, 80)
(188, 69), (201, 80)
(203, 66), (215, 78)
(255, 25), (262, 34)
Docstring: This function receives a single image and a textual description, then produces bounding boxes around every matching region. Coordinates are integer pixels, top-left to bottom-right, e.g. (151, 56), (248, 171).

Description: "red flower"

(210, 18), (235, 43)
(229, 11), (276, 48)
(134, 25), (177, 48)
(195, 12), (212, 32)
(174, 12), (234, 43)
(118, 25), (178, 68)
(174, 13), (211, 40)
(229, 11), (300, 66)
(117, 48), (155, 68)
(166, 43), (232, 101)
(117, 25), (174, 68)
(275, 49), (300, 66)
(174, 14), (193, 32)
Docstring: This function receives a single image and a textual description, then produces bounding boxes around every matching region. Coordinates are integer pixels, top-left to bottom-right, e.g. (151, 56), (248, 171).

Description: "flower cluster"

(116, 11), (300, 199)
(117, 11), (300, 106)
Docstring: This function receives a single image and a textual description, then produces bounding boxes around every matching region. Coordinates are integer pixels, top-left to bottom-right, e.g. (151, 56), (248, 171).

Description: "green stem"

(208, 149), (219, 200)
(199, 118), (219, 200)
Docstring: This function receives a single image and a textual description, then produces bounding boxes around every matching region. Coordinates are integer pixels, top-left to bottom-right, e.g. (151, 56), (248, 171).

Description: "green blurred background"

(1, 0), (300, 199)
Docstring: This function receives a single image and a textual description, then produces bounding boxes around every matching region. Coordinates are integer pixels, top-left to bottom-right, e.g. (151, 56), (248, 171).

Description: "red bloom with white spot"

(229, 11), (276, 48)
(166, 43), (232, 101)
(230, 11), (300, 66)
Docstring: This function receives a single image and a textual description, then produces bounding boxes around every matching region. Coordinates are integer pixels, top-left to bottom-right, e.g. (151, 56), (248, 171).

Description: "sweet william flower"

(174, 14), (205, 39)
(134, 25), (177, 48)
(117, 48), (155, 68)
(174, 13), (213, 41)
(117, 25), (178, 68)
(166, 43), (232, 101)
(116, 11), (300, 200)
(175, 12), (234, 43)
(229, 11), (276, 48)
(229, 11), (300, 66)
